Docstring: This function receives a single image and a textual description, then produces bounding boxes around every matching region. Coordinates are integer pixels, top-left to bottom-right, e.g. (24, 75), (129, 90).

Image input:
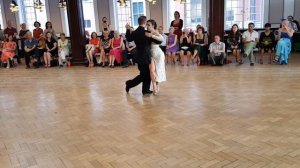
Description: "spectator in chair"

(1, 35), (16, 69)
(259, 23), (276, 64)
(273, 20), (294, 65)
(44, 32), (58, 67)
(227, 24), (242, 64)
(166, 27), (178, 64)
(158, 26), (167, 53)
(209, 35), (226, 66)
(58, 33), (69, 68)
(37, 34), (47, 68)
(86, 32), (100, 67)
(123, 27), (136, 68)
(242, 22), (259, 66)
(179, 28), (192, 66)
(193, 26), (208, 65)
(99, 30), (111, 67)
(109, 31), (123, 68)
(24, 32), (37, 69)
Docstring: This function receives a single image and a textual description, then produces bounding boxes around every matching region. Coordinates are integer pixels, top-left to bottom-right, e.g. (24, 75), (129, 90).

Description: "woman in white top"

(145, 19), (166, 95)
(58, 33), (69, 67)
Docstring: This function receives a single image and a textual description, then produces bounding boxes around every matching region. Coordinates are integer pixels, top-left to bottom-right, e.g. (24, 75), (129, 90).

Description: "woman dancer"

(145, 20), (166, 95)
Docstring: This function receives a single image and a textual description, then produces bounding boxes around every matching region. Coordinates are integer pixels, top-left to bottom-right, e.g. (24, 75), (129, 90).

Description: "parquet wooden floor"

(1, 54), (300, 168)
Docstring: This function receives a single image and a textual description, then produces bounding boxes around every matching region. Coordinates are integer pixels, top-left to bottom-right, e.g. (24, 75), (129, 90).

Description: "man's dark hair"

(138, 16), (147, 26)
(264, 23), (271, 28)
(248, 22), (255, 27)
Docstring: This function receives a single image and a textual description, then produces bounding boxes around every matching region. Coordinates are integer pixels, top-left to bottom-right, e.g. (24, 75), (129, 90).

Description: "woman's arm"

(171, 35), (178, 47)
(179, 19), (183, 30)
(202, 35), (208, 46)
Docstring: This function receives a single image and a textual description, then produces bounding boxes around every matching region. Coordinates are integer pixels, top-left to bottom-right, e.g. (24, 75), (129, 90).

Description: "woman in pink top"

(109, 31), (123, 68)
(1, 35), (16, 68)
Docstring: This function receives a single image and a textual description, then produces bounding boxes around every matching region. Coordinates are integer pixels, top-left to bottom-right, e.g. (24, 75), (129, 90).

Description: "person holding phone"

(273, 20), (294, 65)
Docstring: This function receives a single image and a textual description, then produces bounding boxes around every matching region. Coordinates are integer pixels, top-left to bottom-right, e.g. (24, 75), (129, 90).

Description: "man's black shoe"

(142, 90), (153, 95)
(250, 63), (254, 66)
(125, 81), (130, 93)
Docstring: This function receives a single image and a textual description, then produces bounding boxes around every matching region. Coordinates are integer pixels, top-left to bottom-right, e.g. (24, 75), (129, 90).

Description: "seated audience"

(227, 24), (242, 63)
(109, 31), (123, 68)
(274, 20), (294, 65)
(166, 27), (178, 64)
(1, 35), (16, 68)
(44, 32), (58, 67)
(86, 32), (100, 67)
(123, 27), (136, 68)
(242, 22), (259, 66)
(259, 23), (276, 64)
(193, 26), (208, 65)
(179, 28), (192, 66)
(33, 21), (43, 40)
(58, 33), (69, 68)
(158, 26), (167, 53)
(99, 31), (111, 67)
(209, 35), (226, 66)
(24, 32), (37, 69)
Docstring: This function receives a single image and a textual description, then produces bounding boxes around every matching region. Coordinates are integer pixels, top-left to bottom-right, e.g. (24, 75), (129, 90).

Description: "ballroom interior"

(1, 0), (300, 167)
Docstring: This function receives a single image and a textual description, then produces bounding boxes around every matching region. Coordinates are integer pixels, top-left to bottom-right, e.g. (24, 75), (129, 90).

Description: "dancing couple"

(125, 16), (166, 95)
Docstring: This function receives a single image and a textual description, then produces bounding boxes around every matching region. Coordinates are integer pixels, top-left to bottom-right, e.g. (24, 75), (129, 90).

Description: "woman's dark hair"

(60, 33), (65, 37)
(230, 24), (241, 36)
(197, 26), (205, 34)
(91, 32), (97, 38)
(147, 19), (157, 29)
(45, 21), (52, 29)
(34, 21), (41, 27)
(264, 23), (271, 28)
(102, 17), (107, 22)
(46, 32), (52, 38)
(174, 11), (180, 18)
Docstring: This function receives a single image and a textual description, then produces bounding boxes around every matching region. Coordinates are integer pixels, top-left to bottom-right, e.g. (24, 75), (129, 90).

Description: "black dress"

(180, 36), (191, 55)
(259, 32), (275, 52)
(227, 32), (241, 50)
(46, 38), (58, 56)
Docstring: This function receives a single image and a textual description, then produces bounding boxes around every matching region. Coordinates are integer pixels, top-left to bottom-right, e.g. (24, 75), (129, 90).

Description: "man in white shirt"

(242, 22), (259, 66)
(209, 35), (226, 65)
(158, 26), (167, 53)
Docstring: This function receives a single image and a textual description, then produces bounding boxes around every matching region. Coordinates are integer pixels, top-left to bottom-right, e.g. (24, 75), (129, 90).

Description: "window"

(168, 0), (204, 30)
(224, 0), (265, 30)
(82, 0), (97, 32)
(114, 0), (146, 33)
(18, 0), (48, 31)
(84, 20), (92, 28)
(132, 2), (144, 26)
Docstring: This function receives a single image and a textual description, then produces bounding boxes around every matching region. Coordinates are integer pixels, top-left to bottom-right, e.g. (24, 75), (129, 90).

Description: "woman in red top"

(33, 21), (43, 40)
(1, 35), (16, 68)
(170, 11), (183, 39)
(109, 31), (123, 68)
(86, 32), (100, 67)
